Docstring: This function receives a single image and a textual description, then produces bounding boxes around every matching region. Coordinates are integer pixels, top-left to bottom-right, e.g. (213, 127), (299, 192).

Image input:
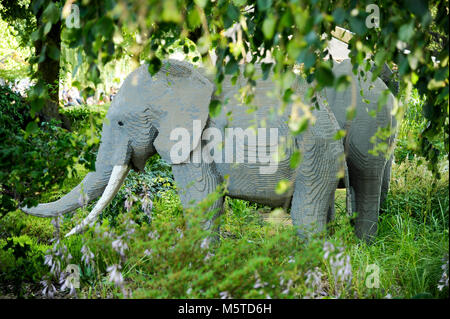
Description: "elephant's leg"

(380, 155), (393, 211)
(290, 141), (341, 239)
(349, 164), (384, 242)
(171, 162), (224, 232)
(327, 193), (336, 223)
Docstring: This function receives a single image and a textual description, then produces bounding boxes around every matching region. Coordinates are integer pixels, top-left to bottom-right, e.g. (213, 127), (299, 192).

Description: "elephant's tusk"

(65, 165), (130, 237)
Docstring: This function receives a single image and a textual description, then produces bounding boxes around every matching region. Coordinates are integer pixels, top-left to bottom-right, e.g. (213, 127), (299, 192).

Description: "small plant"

(0, 236), (46, 297)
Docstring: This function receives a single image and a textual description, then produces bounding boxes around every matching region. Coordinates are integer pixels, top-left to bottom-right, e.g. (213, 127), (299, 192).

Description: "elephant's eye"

(118, 121), (124, 126)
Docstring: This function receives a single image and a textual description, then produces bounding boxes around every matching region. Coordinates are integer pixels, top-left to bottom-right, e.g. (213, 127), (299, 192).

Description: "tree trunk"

(34, 15), (71, 130)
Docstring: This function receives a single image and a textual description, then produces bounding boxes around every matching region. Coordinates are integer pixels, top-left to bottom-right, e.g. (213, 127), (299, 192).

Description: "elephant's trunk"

(65, 165), (130, 237)
(20, 167), (113, 217)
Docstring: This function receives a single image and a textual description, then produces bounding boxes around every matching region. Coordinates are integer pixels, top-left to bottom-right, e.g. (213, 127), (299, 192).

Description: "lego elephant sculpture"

(21, 59), (396, 241)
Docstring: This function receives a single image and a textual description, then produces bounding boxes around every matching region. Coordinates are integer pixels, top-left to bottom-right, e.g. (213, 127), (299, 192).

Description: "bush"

(0, 235), (47, 297)
(395, 89), (447, 165)
(98, 155), (177, 226)
(0, 210), (54, 243)
(0, 85), (99, 217)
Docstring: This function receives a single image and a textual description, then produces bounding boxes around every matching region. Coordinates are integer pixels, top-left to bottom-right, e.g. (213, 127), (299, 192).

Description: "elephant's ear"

(152, 60), (213, 164)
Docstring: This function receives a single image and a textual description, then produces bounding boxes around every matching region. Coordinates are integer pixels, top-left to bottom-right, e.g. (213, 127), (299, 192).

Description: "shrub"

(99, 155), (176, 226)
(0, 85), (99, 217)
(0, 210), (54, 243)
(395, 89), (447, 165)
(0, 235), (47, 297)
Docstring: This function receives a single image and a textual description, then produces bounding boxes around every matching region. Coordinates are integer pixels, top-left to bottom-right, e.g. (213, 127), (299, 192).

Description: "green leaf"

(334, 75), (351, 92)
(43, 22), (52, 35)
(289, 151), (302, 169)
(187, 9), (201, 28)
(315, 65), (334, 87)
(261, 63), (273, 80)
(404, 0), (429, 18)
(148, 57), (162, 76)
(411, 292), (433, 299)
(42, 2), (60, 24)
(289, 117), (309, 135)
(332, 8), (346, 24)
(232, 0), (246, 6)
(226, 4), (240, 21)
(348, 16), (366, 35)
(209, 100), (222, 118)
(30, 98), (44, 117)
(262, 15), (276, 39)
(244, 64), (255, 78)
(377, 90), (389, 110)
(297, 50), (316, 69)
(334, 129), (346, 140)
(275, 179), (292, 195)
(225, 59), (239, 75)
(47, 45), (60, 61)
(257, 0), (272, 11)
(25, 121), (38, 137)
(398, 23), (414, 42)
(163, 0), (182, 22)
(95, 17), (115, 38)
(194, 0), (207, 8)
(346, 107), (357, 120)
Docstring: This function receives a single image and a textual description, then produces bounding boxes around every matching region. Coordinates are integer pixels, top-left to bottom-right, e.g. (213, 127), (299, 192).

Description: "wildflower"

(144, 249), (154, 256)
(81, 245), (95, 266)
(41, 279), (57, 298)
(112, 237), (129, 257)
(220, 291), (231, 299)
(59, 272), (77, 297)
(78, 192), (89, 207)
(438, 256), (449, 291)
(51, 216), (62, 239)
(204, 252), (215, 261)
(323, 241), (335, 260)
(141, 193), (153, 218)
(200, 237), (209, 250)
(148, 230), (159, 240)
(253, 272), (268, 289)
(44, 253), (61, 276)
(281, 279), (293, 295)
(107, 264), (124, 287)
(304, 267), (327, 299)
(322, 241), (352, 295)
(124, 188), (137, 212)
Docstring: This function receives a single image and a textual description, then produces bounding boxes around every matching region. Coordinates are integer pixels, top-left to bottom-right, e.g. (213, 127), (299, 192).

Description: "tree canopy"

(1, 0), (449, 175)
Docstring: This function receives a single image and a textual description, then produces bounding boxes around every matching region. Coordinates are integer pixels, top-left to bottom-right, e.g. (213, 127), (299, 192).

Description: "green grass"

(1, 157), (446, 299)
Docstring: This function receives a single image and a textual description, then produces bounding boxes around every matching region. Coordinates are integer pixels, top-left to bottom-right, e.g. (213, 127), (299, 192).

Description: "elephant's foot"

(351, 176), (383, 243)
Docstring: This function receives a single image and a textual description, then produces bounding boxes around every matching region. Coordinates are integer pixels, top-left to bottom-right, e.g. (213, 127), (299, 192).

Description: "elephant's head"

(21, 60), (214, 236)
